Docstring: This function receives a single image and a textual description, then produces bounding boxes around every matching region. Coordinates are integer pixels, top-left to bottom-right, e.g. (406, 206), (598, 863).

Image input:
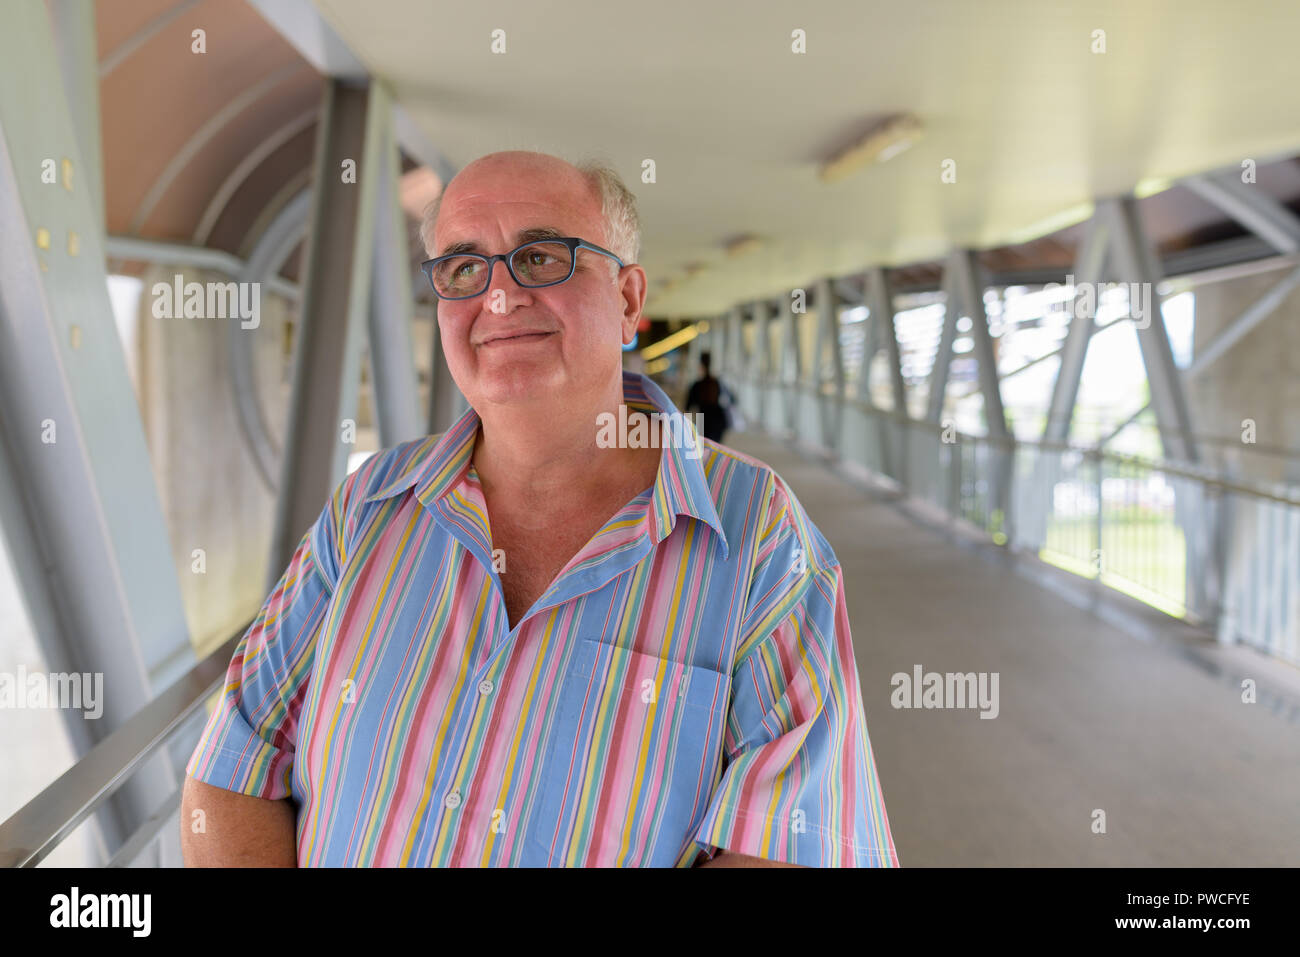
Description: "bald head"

(421, 150), (641, 266)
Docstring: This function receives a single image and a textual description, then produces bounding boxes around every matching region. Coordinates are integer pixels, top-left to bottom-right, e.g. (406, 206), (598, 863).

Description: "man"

(685, 351), (734, 444)
(181, 151), (897, 868)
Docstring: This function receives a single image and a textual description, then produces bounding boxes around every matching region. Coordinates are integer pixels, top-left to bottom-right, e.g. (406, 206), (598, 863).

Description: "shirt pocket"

(524, 637), (731, 867)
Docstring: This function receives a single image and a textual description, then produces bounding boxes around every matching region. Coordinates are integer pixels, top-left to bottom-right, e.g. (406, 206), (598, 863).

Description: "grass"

(1040, 514), (1188, 617)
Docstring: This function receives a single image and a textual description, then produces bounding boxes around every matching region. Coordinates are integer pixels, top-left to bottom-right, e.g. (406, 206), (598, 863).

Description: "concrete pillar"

(1186, 271), (1300, 484)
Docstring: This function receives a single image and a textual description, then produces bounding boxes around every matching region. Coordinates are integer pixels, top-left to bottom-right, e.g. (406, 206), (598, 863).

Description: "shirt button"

(478, 679), (494, 696)
(444, 790), (462, 809)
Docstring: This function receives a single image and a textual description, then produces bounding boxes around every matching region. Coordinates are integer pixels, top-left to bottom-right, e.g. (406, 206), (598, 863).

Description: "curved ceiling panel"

(312, 0), (1300, 314)
(99, 0), (312, 241)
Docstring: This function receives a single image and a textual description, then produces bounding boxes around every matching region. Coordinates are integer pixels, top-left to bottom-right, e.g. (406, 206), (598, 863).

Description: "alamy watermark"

(596, 406), (705, 459)
(1041, 273), (1154, 329)
(0, 666), (103, 718)
(50, 887), (150, 937)
(151, 274), (260, 329)
(891, 664), (999, 719)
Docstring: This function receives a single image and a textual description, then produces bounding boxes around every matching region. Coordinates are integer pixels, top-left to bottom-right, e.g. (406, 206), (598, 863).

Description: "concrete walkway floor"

(724, 427), (1300, 867)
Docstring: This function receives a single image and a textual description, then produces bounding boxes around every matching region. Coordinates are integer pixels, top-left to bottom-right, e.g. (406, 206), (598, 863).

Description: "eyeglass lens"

(431, 241), (573, 297)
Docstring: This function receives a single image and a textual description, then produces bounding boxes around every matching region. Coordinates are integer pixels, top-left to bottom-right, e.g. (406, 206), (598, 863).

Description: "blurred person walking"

(685, 351), (734, 444)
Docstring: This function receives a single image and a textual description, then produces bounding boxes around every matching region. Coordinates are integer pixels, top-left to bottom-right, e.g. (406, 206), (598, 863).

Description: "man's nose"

(483, 258), (531, 315)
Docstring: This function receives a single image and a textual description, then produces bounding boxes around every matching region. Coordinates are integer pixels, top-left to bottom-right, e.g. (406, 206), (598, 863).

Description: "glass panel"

(0, 523), (98, 864)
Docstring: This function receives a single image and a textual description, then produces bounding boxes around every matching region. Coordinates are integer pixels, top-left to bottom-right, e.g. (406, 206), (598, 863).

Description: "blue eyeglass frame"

(420, 236), (625, 300)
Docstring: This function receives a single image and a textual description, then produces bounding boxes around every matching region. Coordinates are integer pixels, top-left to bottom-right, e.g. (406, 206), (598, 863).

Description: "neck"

(472, 373), (644, 508)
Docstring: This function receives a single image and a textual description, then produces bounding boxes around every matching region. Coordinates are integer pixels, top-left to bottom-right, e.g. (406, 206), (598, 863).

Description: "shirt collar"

(363, 371), (729, 557)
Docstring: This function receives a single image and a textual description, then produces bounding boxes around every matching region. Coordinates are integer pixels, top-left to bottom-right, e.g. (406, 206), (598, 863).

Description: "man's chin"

(470, 364), (565, 407)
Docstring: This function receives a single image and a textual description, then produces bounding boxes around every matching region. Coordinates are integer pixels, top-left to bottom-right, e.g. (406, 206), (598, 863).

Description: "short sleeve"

(691, 480), (898, 867)
(185, 483), (346, 801)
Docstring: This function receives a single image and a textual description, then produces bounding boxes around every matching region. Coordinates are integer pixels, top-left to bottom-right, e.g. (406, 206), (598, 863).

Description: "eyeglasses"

(421, 237), (624, 300)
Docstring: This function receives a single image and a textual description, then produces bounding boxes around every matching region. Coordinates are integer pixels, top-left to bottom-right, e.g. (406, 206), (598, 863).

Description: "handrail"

(742, 374), (1300, 665)
(0, 627), (246, 867)
(105, 787), (183, 868)
(760, 379), (1300, 508)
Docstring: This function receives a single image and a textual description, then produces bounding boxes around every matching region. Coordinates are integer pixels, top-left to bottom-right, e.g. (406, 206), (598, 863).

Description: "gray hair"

(419, 156), (641, 271)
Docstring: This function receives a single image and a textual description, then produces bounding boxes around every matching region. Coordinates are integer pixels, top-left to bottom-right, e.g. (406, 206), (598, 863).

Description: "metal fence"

(737, 378), (1300, 667)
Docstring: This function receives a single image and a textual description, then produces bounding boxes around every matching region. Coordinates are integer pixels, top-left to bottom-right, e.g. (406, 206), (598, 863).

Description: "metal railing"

(7, 375), (1297, 867)
(740, 378), (1300, 667)
(0, 629), (243, 867)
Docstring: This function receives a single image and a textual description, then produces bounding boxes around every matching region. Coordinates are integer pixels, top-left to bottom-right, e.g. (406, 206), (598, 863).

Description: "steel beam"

(878, 235), (1283, 299)
(366, 83), (423, 448)
(1044, 213), (1110, 442)
(1102, 261), (1300, 445)
(1096, 402), (1150, 448)
(267, 80), (380, 583)
(868, 266), (908, 415)
(860, 267), (898, 475)
(785, 294), (804, 386)
(1188, 263), (1300, 379)
(427, 311), (466, 435)
(859, 294), (879, 401)
(753, 299), (771, 381)
(949, 249), (1009, 438)
(99, 0), (203, 78)
(249, 0), (457, 184)
(744, 304), (755, 374)
(949, 248), (1013, 539)
(732, 307), (746, 378)
(1103, 196), (1198, 463)
(815, 276), (843, 448)
(49, 0), (104, 239)
(710, 313), (726, 378)
(926, 265), (959, 423)
(815, 277), (844, 396)
(105, 234), (299, 301)
(0, 0), (193, 860)
(833, 275), (865, 306)
(1183, 172), (1300, 255)
(248, 0), (369, 80)
(392, 104), (458, 187)
(0, 0), (194, 685)
(745, 301), (764, 424)
(781, 295), (801, 432)
(728, 304), (745, 379)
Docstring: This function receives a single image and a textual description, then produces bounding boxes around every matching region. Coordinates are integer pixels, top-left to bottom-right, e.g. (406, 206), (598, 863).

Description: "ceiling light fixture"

(641, 321), (704, 361)
(723, 234), (765, 257)
(819, 113), (923, 184)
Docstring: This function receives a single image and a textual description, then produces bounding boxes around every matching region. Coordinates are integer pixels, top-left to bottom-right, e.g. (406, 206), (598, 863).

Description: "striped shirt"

(187, 371), (897, 867)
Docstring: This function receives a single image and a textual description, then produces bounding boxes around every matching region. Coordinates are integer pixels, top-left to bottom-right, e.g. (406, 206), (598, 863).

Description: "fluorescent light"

(819, 113), (923, 184)
(641, 322), (702, 360)
(724, 234), (764, 257)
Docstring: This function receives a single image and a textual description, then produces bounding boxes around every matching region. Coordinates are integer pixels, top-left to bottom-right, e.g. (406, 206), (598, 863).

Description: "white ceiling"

(315, 0), (1300, 315)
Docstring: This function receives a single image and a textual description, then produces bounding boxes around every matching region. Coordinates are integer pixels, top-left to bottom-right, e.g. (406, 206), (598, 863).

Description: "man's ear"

(619, 265), (648, 344)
